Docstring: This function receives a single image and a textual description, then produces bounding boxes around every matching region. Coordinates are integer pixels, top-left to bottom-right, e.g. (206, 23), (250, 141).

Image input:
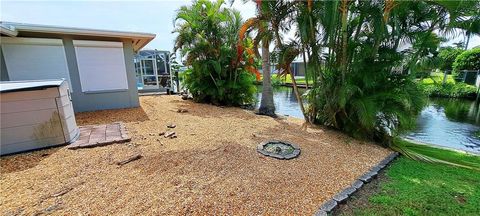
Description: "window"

(73, 40), (128, 92)
(1, 37), (71, 88)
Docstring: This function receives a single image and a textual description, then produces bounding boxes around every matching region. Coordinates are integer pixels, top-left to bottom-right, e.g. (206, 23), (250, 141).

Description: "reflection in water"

(255, 86), (305, 119)
(255, 86), (480, 154)
(435, 98), (480, 125)
(405, 98), (480, 154)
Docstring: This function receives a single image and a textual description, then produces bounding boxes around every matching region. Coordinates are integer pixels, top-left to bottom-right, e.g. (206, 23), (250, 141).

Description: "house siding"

(2, 36), (140, 112)
(62, 37), (139, 112)
(292, 62), (306, 76)
(0, 47), (9, 81)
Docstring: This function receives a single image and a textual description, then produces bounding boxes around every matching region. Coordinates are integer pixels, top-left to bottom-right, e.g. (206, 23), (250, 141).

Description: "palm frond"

(391, 138), (480, 171)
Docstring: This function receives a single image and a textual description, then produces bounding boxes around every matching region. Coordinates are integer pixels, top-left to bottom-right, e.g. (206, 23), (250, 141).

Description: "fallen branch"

(116, 154), (142, 166)
(46, 181), (84, 199)
(164, 131), (177, 138)
(51, 188), (73, 197)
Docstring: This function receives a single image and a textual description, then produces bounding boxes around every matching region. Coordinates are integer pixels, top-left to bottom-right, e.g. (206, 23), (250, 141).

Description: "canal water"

(404, 98), (480, 154)
(255, 86), (480, 154)
(255, 86), (305, 119)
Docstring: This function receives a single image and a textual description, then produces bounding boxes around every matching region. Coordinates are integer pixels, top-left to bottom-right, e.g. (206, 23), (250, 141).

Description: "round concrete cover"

(257, 140), (300, 160)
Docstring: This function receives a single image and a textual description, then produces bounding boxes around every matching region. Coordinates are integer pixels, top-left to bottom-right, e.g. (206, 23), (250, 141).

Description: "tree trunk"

(258, 39), (276, 117)
(340, 0), (349, 83)
(289, 70), (309, 122)
(465, 32), (471, 50)
(302, 47), (309, 89)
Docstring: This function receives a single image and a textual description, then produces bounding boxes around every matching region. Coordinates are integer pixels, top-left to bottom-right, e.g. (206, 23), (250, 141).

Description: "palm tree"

(237, 1), (276, 117)
(292, 0), (475, 142)
(238, 0), (303, 118)
(259, 36), (276, 116)
(438, 0), (480, 50)
(455, 16), (480, 50)
(173, 0), (258, 106)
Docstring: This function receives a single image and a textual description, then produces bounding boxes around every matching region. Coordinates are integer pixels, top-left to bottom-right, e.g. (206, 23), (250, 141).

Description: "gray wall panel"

(0, 46), (9, 81)
(122, 39), (140, 107)
(62, 38), (139, 112)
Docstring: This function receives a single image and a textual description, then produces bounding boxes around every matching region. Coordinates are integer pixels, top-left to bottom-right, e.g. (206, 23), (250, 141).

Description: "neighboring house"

(269, 61), (306, 77)
(291, 61), (306, 76)
(0, 21), (155, 112)
(456, 70), (479, 85)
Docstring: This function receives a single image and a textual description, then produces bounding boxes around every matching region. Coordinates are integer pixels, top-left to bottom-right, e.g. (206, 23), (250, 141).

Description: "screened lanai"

(134, 50), (177, 93)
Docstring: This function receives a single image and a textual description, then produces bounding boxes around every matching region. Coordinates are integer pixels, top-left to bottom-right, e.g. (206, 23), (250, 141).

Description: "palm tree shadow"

(170, 99), (261, 121)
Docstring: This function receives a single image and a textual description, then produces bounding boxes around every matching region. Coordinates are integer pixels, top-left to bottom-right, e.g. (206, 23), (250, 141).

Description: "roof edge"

(0, 23), (18, 37)
(2, 21), (155, 38)
(1, 21), (156, 51)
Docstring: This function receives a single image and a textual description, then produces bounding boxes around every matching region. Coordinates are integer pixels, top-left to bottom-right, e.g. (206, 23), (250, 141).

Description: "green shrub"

(420, 82), (477, 98)
(183, 68), (256, 105)
(310, 70), (427, 143)
(438, 47), (463, 70)
(173, 0), (257, 106)
(452, 48), (480, 75)
(270, 75), (284, 86)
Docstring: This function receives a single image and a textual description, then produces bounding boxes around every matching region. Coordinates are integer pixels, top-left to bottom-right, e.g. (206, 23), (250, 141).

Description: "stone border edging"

(314, 152), (400, 216)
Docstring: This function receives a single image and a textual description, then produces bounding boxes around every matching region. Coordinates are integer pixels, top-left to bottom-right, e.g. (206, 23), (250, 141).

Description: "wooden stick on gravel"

(51, 187), (73, 197)
(116, 154), (142, 166)
(47, 181), (85, 199)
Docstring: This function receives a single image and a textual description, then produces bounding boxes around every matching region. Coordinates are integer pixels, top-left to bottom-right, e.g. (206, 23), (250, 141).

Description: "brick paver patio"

(68, 122), (130, 149)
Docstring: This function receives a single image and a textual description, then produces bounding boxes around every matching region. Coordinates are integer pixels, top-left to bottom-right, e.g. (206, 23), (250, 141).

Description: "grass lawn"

(420, 72), (455, 85)
(271, 74), (309, 85)
(338, 145), (480, 216)
(418, 72), (477, 98)
(393, 138), (480, 171)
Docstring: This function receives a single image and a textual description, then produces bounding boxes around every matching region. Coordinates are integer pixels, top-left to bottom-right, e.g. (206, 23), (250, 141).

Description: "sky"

(0, 0), (257, 51)
(1, 0), (479, 52)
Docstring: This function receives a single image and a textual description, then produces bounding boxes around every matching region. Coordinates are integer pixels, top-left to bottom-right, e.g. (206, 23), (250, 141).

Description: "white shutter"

(73, 40), (128, 92)
(1, 37), (71, 87)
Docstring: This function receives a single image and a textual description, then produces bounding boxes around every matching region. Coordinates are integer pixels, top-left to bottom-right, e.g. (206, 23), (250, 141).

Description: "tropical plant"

(282, 0), (480, 144)
(407, 32), (444, 78)
(294, 1), (405, 142)
(237, 0), (305, 118)
(169, 53), (182, 92)
(239, 0), (477, 143)
(173, 0), (258, 106)
(391, 138), (480, 171)
(450, 9), (480, 50)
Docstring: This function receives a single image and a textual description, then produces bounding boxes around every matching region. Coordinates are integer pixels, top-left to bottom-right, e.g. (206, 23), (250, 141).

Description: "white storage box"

(0, 79), (79, 155)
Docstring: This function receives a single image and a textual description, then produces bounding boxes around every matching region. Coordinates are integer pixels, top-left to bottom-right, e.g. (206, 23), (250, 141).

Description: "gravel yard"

(0, 95), (391, 215)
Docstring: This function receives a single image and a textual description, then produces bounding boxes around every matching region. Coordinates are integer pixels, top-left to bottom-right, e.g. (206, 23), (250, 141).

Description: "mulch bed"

(0, 95), (391, 215)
